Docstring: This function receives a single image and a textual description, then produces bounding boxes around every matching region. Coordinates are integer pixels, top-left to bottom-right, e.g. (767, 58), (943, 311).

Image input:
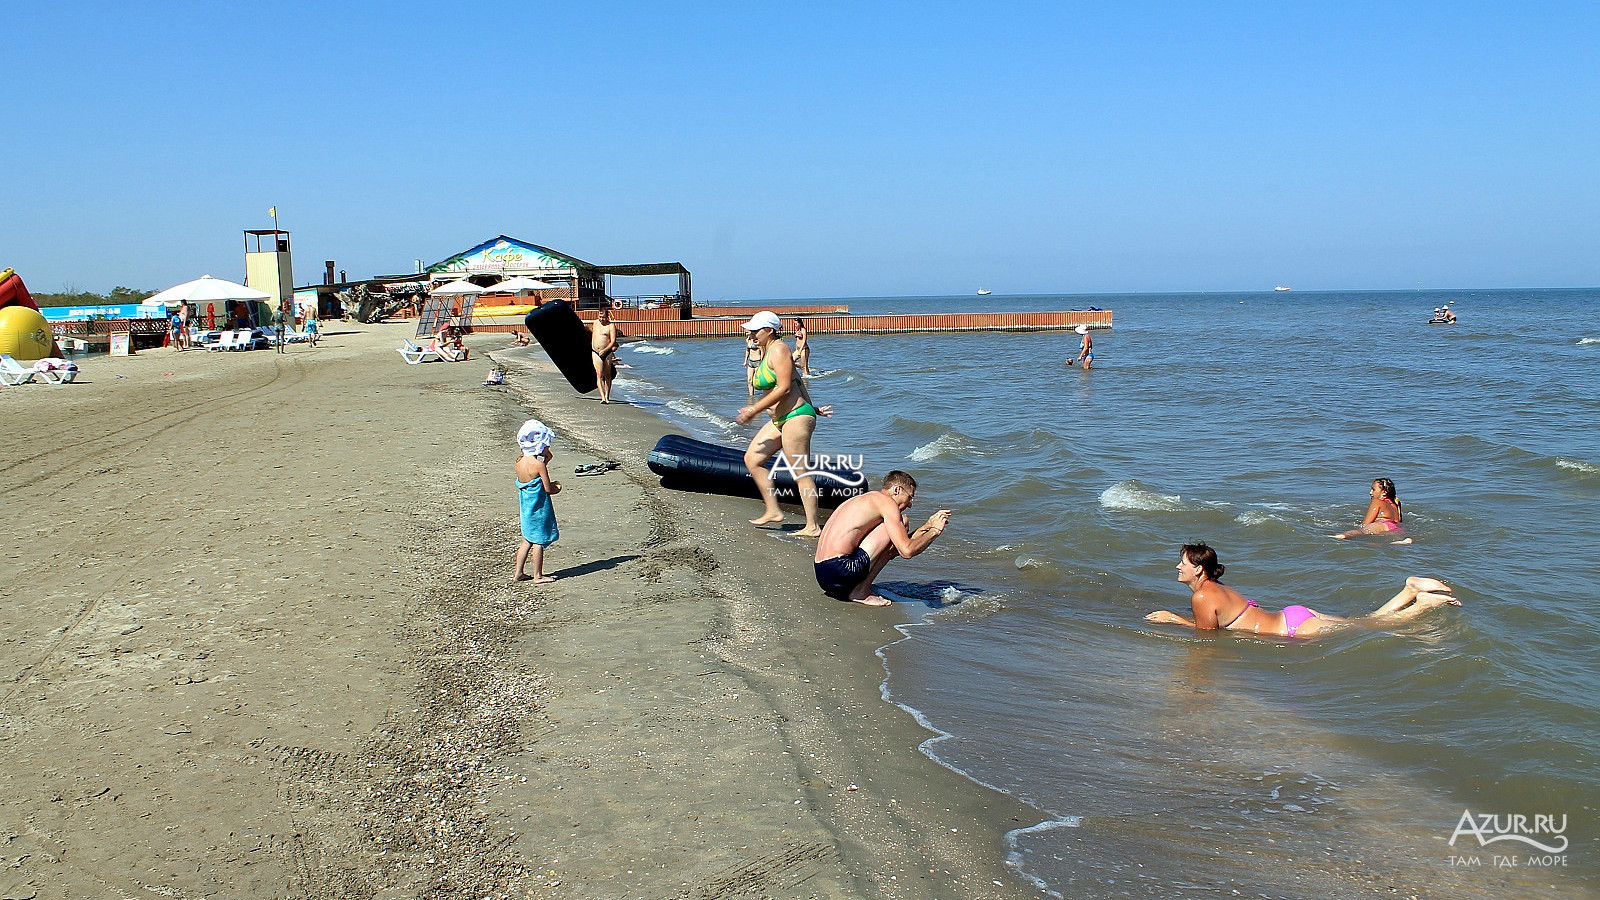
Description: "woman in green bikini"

(736, 311), (834, 536)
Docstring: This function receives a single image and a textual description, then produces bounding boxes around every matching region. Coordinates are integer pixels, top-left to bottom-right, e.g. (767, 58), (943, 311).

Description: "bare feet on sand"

(750, 513), (785, 527)
(793, 526), (822, 538)
(515, 574), (555, 584)
(848, 592), (891, 607)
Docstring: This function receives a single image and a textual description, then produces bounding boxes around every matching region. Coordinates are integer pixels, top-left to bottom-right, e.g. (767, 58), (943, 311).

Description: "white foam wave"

(1236, 510), (1278, 526)
(908, 433), (975, 462)
(1578, 337), (1600, 345)
(666, 398), (738, 431)
(1015, 556), (1048, 570)
(806, 368), (843, 378)
(1099, 481), (1187, 512)
(1557, 458), (1600, 474)
(628, 342), (675, 355)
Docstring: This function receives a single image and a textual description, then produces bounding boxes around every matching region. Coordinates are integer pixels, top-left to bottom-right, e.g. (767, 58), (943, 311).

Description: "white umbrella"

(430, 280), (487, 295)
(145, 274), (272, 306)
(481, 276), (557, 294)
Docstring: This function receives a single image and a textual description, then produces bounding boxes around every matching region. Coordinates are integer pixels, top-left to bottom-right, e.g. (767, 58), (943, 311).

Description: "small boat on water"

(1274, 286), (1291, 292)
(977, 288), (992, 295)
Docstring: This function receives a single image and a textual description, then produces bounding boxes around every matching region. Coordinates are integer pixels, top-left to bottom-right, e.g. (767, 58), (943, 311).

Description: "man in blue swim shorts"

(813, 470), (952, 607)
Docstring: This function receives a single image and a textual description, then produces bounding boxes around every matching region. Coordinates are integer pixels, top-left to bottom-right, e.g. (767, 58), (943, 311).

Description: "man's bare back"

(813, 473), (950, 606)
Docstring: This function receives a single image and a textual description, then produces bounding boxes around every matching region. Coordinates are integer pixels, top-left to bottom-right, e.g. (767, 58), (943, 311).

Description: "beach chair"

(0, 355), (37, 385)
(396, 340), (443, 365)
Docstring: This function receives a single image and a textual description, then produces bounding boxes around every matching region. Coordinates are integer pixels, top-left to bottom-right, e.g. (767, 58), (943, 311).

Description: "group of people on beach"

(508, 307), (1458, 639)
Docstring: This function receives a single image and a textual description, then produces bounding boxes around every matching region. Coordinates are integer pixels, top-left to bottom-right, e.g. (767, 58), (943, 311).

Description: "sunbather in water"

(1144, 542), (1459, 638)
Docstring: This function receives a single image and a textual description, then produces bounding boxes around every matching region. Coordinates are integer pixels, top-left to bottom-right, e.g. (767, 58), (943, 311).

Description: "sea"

(611, 289), (1598, 898)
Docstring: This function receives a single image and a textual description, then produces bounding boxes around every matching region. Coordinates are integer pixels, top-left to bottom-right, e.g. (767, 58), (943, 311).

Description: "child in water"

(513, 419), (562, 583)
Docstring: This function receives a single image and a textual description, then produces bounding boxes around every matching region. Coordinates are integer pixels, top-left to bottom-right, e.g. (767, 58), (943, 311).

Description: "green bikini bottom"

(772, 400), (818, 427)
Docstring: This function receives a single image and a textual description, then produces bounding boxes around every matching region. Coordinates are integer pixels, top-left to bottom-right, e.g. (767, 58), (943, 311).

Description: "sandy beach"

(0, 323), (1039, 900)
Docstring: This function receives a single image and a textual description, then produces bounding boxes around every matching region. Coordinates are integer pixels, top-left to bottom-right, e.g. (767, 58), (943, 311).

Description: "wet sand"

(0, 324), (1039, 899)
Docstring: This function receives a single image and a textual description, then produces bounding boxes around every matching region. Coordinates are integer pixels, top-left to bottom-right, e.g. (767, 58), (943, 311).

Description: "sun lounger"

(396, 339), (443, 365)
(0, 354), (37, 385)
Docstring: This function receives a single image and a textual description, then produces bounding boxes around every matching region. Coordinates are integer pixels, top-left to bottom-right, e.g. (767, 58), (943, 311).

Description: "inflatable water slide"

(0, 269), (59, 360)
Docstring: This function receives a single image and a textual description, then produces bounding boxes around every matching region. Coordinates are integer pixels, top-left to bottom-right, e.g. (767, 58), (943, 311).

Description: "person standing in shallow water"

(736, 311), (833, 537)
(1332, 478), (1408, 542)
(792, 317), (812, 376)
(744, 333), (763, 402)
(1144, 542), (1458, 639)
(1068, 324), (1092, 369)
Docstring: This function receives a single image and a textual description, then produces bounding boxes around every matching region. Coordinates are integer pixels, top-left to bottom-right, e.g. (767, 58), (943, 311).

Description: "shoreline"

(0, 324), (1042, 899)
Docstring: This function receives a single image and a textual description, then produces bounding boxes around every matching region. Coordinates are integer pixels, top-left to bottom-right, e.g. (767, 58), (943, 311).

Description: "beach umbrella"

(481, 276), (558, 294)
(145, 274), (272, 306)
(430, 280), (487, 295)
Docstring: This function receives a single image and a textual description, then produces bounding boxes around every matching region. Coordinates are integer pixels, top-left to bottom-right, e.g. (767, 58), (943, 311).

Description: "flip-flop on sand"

(574, 461), (621, 476)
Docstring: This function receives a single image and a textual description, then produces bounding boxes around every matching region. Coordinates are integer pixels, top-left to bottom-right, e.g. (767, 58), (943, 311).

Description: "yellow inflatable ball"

(0, 305), (55, 361)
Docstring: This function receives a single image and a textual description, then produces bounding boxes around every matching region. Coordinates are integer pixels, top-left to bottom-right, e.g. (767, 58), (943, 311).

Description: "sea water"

(616, 290), (1599, 897)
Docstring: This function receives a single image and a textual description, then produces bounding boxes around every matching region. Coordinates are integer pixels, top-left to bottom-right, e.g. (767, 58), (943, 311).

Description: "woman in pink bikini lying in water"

(1145, 542), (1459, 639)
(1332, 477), (1407, 541)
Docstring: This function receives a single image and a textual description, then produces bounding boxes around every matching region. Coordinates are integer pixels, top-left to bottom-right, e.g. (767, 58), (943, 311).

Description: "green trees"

(32, 286), (154, 307)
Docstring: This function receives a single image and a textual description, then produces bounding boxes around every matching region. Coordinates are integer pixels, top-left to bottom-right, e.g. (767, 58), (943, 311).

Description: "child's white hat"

(517, 419), (555, 456)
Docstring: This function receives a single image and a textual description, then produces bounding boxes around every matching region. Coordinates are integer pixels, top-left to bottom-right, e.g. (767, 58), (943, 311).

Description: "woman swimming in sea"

(1144, 542), (1459, 639)
(736, 311), (834, 536)
(1332, 477), (1407, 541)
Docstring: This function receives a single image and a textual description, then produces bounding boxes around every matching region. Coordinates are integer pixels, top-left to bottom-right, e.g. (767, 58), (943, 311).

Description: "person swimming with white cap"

(513, 419), (561, 583)
(1068, 324), (1093, 369)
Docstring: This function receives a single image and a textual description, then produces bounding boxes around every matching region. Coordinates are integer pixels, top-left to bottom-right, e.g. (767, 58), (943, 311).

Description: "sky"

(4, 1), (1599, 299)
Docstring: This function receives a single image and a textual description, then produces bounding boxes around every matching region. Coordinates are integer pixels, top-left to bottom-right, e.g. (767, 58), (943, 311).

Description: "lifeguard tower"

(244, 229), (294, 314)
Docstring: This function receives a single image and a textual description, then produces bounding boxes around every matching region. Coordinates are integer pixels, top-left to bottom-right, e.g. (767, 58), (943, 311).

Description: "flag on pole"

(268, 206), (277, 219)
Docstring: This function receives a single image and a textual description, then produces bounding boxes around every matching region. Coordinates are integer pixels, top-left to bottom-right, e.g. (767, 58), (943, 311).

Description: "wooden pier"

(467, 305), (1111, 339)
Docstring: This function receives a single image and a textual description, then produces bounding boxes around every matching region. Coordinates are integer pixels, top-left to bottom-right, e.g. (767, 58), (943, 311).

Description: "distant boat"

(977, 288), (992, 295)
(1274, 286), (1291, 292)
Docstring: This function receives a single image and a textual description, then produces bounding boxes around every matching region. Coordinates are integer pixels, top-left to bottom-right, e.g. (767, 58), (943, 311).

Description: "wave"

(1099, 480), (1189, 512)
(1578, 337), (1599, 345)
(908, 432), (983, 462)
(665, 398), (738, 432)
(628, 342), (675, 355)
(1235, 509), (1279, 526)
(1557, 458), (1599, 475)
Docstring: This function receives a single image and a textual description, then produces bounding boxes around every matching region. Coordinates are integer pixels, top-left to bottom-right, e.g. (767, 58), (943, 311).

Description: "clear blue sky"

(5, 1), (1599, 298)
